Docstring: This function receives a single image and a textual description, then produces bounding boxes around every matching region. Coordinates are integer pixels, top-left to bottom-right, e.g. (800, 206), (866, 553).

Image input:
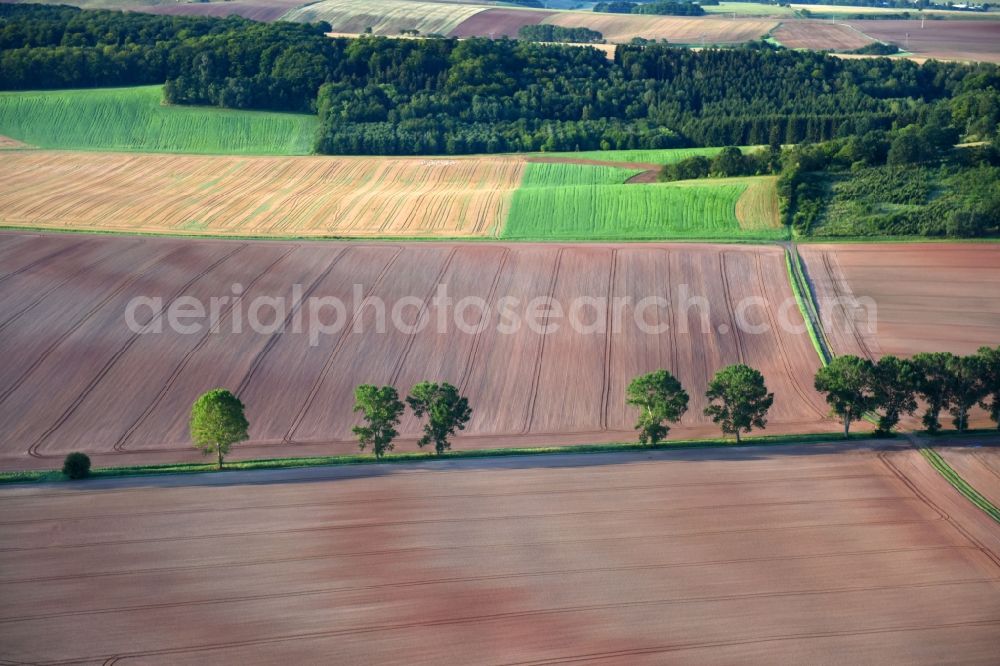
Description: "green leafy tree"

(814, 355), (875, 438)
(406, 382), (472, 455)
(703, 365), (774, 443)
(352, 385), (405, 460)
(977, 345), (1000, 429)
(189, 388), (249, 469)
(62, 452), (91, 480)
(871, 355), (919, 436)
(943, 354), (985, 432)
(912, 352), (953, 433)
(626, 370), (689, 445)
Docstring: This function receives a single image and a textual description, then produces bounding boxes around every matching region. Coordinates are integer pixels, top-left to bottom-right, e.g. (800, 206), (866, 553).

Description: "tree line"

(815, 347), (1000, 438)
(57, 345), (998, 478)
(3, 5), (998, 155)
(594, 1), (707, 16)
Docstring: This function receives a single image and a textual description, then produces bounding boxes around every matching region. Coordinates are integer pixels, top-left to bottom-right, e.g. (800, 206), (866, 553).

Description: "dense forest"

(2, 3), (999, 230)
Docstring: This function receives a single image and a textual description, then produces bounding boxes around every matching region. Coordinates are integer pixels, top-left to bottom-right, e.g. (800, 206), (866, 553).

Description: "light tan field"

(735, 176), (780, 230)
(283, 0), (489, 35)
(1, 441), (998, 663)
(772, 19), (875, 50)
(543, 13), (778, 44)
(0, 151), (525, 237)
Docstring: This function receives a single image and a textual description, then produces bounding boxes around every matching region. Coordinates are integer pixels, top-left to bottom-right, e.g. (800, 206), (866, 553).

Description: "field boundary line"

(600, 248), (618, 431)
(783, 245), (831, 365)
(458, 247), (511, 394)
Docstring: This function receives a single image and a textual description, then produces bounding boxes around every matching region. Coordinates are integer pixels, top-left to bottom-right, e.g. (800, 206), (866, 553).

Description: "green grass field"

(501, 162), (786, 241)
(0, 86), (318, 155)
(539, 147), (734, 164)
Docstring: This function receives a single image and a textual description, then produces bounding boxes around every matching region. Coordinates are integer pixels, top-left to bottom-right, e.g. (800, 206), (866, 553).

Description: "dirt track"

(0, 232), (834, 470)
(1, 440), (998, 663)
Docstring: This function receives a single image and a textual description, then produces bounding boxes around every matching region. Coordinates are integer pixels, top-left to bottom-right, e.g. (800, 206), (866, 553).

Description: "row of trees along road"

(626, 364), (774, 445)
(814, 346), (1000, 437)
(178, 347), (1000, 470)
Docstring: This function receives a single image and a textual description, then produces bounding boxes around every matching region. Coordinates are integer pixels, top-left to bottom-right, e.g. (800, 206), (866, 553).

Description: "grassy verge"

(0, 432), (869, 485)
(784, 247), (830, 365)
(919, 447), (1000, 524)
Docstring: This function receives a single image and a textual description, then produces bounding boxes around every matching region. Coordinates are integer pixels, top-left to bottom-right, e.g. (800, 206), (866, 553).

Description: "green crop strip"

(919, 447), (1000, 524)
(784, 248), (830, 366)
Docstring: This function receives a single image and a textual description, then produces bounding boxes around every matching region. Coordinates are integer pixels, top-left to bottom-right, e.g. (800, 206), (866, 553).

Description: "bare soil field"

(800, 244), (1000, 359)
(137, 0), (308, 21)
(0, 233), (833, 470)
(772, 19), (875, 51)
(542, 13), (777, 44)
(449, 7), (554, 38)
(1, 441), (998, 663)
(0, 151), (525, 238)
(845, 20), (1000, 63)
(936, 446), (1000, 509)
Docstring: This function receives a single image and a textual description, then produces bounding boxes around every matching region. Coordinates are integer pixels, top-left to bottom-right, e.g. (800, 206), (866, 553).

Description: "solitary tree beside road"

(190, 389), (249, 470)
(704, 364), (774, 444)
(406, 381), (472, 455)
(353, 385), (405, 460)
(626, 370), (689, 445)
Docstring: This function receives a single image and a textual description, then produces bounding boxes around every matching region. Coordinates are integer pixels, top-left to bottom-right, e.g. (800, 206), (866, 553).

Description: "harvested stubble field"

(1, 441), (999, 663)
(542, 13), (778, 44)
(0, 233), (833, 470)
(800, 244), (1000, 359)
(137, 0), (310, 21)
(283, 0), (489, 35)
(771, 19), (875, 51)
(448, 7), (555, 38)
(0, 151), (524, 237)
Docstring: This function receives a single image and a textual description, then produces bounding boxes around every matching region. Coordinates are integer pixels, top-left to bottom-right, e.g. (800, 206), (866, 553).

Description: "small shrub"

(62, 452), (91, 480)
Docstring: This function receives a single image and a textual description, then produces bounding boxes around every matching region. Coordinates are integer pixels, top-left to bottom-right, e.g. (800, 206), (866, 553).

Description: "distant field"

(283, 0), (489, 35)
(503, 163), (784, 240)
(0, 151), (524, 237)
(703, 2), (795, 16)
(0, 86), (317, 155)
(540, 147), (730, 165)
(541, 13), (778, 44)
(772, 20), (875, 51)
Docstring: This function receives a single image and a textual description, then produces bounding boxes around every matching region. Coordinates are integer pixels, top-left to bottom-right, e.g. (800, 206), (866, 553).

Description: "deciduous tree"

(352, 385), (405, 460)
(626, 370), (689, 445)
(871, 355), (918, 436)
(190, 389), (249, 469)
(704, 365), (774, 444)
(406, 382), (472, 455)
(814, 355), (875, 438)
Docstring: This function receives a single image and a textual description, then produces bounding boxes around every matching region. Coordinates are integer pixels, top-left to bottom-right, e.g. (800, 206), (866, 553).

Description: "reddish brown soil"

(772, 19), (875, 51)
(845, 19), (1000, 63)
(1, 441), (998, 663)
(800, 244), (1000, 359)
(936, 447), (1000, 509)
(137, 0), (307, 22)
(448, 7), (554, 38)
(0, 233), (835, 470)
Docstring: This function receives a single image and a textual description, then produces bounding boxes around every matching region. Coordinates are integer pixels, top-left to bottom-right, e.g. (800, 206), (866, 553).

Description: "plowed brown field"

(1, 441), (998, 663)
(800, 244), (1000, 358)
(449, 7), (554, 38)
(0, 233), (834, 470)
(0, 152), (524, 237)
(845, 20), (1000, 63)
